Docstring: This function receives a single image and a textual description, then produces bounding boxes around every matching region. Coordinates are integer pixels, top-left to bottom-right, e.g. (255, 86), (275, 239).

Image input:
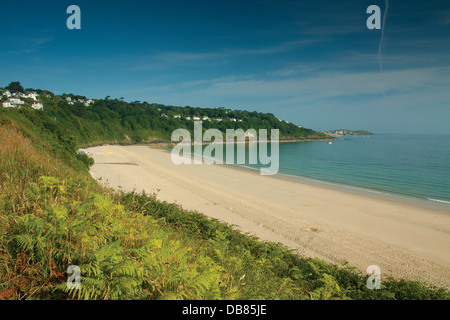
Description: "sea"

(191, 134), (450, 207)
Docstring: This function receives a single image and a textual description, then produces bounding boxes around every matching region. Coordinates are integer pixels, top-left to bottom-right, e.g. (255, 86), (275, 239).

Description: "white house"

(3, 90), (11, 98)
(2, 98), (24, 108)
(173, 114), (181, 119)
(186, 116), (191, 120)
(193, 116), (201, 121)
(202, 116), (209, 121)
(31, 102), (44, 110)
(20, 92), (38, 101)
(9, 98), (24, 106)
(28, 92), (38, 100)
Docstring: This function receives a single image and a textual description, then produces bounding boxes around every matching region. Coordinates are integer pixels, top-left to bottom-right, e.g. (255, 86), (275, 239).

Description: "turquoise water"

(193, 134), (450, 205)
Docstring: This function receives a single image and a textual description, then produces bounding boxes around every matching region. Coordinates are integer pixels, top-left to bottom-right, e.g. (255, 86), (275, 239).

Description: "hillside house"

(28, 92), (39, 100)
(9, 98), (24, 106)
(2, 98), (24, 108)
(20, 92), (39, 100)
(31, 102), (44, 110)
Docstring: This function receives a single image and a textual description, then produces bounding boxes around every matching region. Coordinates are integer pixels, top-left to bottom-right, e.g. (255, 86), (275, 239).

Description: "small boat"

(328, 142), (333, 145)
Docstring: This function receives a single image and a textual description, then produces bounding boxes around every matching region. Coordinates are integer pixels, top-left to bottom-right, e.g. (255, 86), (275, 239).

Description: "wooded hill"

(6, 88), (326, 145)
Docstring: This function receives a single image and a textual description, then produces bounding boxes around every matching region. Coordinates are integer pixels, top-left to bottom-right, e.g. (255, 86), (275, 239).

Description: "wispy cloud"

(122, 37), (328, 72)
(0, 36), (52, 55)
(377, 0), (390, 71)
(228, 38), (326, 55)
(271, 64), (322, 77)
(138, 66), (449, 133)
(299, 24), (360, 37)
(125, 66), (450, 109)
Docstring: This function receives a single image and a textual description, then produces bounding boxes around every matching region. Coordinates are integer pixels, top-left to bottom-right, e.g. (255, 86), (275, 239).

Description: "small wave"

(428, 198), (450, 205)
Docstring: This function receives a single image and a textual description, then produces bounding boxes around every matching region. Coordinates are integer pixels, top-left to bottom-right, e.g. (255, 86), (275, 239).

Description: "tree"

(6, 81), (24, 93)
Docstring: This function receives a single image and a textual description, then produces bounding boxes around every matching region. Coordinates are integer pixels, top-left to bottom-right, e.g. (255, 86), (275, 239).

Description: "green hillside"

(1, 87), (326, 146)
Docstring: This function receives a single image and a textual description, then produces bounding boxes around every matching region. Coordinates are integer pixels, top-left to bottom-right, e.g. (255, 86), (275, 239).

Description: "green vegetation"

(5, 81), (25, 94)
(1, 85), (325, 145)
(0, 89), (448, 300)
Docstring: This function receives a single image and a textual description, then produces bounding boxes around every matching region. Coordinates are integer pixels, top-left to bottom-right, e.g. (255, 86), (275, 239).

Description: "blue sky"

(1, 0), (449, 133)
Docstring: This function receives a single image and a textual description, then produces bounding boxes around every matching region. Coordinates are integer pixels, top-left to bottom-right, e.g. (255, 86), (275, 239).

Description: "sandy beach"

(86, 144), (450, 289)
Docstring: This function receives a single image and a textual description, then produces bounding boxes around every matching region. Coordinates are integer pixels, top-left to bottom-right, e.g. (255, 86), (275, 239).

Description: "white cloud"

(144, 66), (449, 103)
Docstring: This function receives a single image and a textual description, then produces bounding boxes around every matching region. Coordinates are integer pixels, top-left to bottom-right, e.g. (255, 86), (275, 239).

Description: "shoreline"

(85, 144), (450, 289)
(262, 169), (450, 214)
(79, 136), (339, 149)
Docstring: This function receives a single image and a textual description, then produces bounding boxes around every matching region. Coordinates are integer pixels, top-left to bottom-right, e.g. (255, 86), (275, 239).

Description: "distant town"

(1, 88), (44, 110)
(321, 129), (373, 136)
(0, 81), (94, 112)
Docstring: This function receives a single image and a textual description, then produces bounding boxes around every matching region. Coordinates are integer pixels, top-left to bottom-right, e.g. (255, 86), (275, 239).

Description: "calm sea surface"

(193, 134), (450, 205)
